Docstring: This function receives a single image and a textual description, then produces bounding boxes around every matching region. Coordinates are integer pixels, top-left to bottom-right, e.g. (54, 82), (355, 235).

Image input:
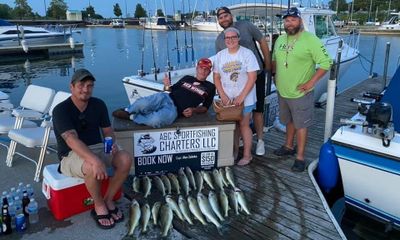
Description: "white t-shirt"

(214, 46), (259, 107)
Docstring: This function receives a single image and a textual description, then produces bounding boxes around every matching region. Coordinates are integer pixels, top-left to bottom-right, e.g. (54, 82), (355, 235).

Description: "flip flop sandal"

(91, 209), (115, 229)
(108, 207), (124, 223)
(237, 157), (252, 166)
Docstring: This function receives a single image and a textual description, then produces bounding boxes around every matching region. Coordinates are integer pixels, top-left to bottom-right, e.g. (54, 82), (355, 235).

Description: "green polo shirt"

(272, 31), (332, 98)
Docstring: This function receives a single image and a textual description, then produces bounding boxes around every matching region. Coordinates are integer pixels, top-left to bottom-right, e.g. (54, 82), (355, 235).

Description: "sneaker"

(273, 145), (296, 156)
(255, 139), (265, 156)
(291, 159), (305, 172)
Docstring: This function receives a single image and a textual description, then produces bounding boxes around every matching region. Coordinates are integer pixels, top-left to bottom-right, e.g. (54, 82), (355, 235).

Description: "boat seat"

(6, 91), (70, 182)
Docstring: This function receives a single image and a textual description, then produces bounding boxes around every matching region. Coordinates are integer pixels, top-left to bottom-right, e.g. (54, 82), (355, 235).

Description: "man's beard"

(284, 25), (302, 35)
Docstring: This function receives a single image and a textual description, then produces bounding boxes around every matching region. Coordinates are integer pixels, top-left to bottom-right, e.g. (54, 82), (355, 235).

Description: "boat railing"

(324, 30), (360, 58)
(41, 24), (78, 33)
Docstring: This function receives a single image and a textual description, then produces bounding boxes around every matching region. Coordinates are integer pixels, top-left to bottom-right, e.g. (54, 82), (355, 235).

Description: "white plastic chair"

(0, 85), (56, 150)
(6, 91), (71, 182)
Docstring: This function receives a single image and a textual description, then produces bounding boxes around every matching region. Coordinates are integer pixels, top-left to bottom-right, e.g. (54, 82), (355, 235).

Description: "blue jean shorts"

(243, 104), (256, 114)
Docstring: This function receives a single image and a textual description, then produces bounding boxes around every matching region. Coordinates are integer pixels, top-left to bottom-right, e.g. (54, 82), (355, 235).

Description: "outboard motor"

(365, 102), (395, 147)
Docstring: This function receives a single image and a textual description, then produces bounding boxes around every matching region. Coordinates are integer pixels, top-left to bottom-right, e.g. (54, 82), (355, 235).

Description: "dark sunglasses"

(78, 113), (87, 130)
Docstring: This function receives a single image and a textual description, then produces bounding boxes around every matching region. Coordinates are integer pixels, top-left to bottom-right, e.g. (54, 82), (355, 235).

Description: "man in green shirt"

(272, 7), (332, 172)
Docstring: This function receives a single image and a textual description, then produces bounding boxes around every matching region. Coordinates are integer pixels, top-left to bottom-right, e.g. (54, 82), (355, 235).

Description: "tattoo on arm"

(61, 129), (78, 142)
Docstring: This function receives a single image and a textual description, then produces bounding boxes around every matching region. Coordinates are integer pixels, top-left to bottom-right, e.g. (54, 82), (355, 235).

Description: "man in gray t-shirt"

(215, 6), (271, 156)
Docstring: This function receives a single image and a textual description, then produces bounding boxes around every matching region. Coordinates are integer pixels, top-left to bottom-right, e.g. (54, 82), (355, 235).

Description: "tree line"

(0, 0), (154, 20)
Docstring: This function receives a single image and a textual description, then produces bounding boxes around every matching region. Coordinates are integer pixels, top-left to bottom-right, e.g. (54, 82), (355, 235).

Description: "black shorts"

(253, 70), (266, 113)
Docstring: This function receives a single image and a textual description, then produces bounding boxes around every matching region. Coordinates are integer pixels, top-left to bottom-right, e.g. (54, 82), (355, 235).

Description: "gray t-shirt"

(215, 21), (264, 71)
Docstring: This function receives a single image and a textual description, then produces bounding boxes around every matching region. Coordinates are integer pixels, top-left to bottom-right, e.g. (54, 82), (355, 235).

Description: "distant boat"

(143, 16), (177, 30)
(192, 16), (223, 32)
(0, 19), (75, 47)
(111, 18), (125, 28)
(379, 12), (400, 30)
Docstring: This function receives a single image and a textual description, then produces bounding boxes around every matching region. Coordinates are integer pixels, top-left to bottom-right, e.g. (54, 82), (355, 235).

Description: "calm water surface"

(0, 28), (399, 114)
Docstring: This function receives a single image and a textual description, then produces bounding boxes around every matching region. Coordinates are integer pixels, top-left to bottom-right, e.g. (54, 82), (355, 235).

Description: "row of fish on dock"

(127, 166), (250, 237)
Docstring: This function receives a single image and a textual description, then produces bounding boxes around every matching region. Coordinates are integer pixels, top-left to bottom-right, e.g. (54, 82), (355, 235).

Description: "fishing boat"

(192, 16), (223, 32)
(143, 16), (176, 30)
(379, 12), (400, 30)
(0, 19), (75, 47)
(122, 5), (359, 107)
(111, 18), (125, 28)
(315, 65), (400, 231)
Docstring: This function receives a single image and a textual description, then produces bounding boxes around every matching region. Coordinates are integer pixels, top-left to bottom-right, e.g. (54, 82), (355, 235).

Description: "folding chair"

(0, 85), (55, 150)
(6, 91), (71, 182)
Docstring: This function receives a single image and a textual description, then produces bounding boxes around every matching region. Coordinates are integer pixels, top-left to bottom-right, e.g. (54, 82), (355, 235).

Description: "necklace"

(284, 34), (300, 68)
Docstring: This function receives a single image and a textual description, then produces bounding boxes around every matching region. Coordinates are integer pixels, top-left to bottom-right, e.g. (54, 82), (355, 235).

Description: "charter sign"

(133, 127), (219, 175)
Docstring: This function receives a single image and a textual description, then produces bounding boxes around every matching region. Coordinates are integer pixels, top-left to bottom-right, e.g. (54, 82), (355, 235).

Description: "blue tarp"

(0, 19), (13, 26)
(382, 65), (400, 132)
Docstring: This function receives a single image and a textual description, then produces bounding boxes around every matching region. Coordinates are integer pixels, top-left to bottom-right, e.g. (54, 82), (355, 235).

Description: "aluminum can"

(104, 137), (113, 154)
(15, 213), (26, 232)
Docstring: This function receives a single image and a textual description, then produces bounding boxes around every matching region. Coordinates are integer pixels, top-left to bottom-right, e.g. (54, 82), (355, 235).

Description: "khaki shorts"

(60, 143), (112, 178)
(278, 91), (314, 129)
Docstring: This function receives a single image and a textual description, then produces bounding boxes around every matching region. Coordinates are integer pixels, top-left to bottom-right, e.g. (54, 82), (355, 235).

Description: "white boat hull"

(193, 22), (223, 32)
(332, 119), (400, 228)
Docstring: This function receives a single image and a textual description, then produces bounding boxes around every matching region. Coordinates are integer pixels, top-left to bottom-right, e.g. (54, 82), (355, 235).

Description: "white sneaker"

(256, 139), (265, 156)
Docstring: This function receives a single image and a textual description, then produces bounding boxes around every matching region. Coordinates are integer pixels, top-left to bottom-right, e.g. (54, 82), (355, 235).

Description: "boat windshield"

(314, 15), (336, 38)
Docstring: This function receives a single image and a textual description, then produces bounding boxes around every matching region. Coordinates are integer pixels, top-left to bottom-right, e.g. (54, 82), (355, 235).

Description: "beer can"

(104, 137), (113, 154)
(15, 213), (26, 232)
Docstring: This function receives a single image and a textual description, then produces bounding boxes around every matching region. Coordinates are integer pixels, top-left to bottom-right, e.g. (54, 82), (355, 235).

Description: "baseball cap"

(224, 27), (240, 37)
(216, 7), (231, 18)
(197, 58), (212, 71)
(71, 68), (95, 84)
(283, 7), (301, 19)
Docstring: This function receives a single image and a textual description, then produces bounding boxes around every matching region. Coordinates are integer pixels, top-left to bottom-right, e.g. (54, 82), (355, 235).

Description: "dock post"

(383, 42), (391, 89)
(368, 35), (377, 78)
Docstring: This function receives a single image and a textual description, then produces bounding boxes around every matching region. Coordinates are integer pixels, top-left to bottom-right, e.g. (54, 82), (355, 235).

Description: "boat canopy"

(381, 65), (400, 132)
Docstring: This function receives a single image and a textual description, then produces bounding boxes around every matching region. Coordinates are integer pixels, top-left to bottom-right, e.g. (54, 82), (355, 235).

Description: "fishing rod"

(182, 0), (188, 63)
(187, 0), (195, 64)
(164, 0), (172, 81)
(148, 7), (159, 81)
(172, 0), (181, 68)
(139, 16), (146, 77)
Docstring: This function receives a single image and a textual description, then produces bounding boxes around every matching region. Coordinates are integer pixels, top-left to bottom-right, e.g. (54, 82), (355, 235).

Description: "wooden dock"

(0, 42), (84, 63)
(122, 77), (386, 239)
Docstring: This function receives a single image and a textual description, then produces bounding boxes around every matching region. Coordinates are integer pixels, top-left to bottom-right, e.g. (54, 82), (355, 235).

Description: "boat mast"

(367, 0), (372, 22)
(172, 0), (181, 67)
(182, 0), (189, 63)
(188, 0), (195, 64)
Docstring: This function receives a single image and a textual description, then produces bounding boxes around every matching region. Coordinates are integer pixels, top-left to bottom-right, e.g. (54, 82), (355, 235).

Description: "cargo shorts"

(278, 91), (314, 129)
(60, 143), (112, 178)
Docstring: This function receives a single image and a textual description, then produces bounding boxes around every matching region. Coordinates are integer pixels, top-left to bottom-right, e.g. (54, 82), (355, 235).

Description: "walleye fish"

(153, 175), (166, 196)
(218, 190), (230, 218)
(228, 189), (239, 215)
(219, 168), (229, 187)
(142, 176), (152, 198)
(185, 166), (197, 191)
(225, 167), (236, 189)
(197, 192), (221, 229)
(178, 195), (193, 225)
(132, 176), (140, 193)
(140, 203), (151, 233)
(194, 171), (204, 192)
(178, 168), (191, 196)
(161, 175), (172, 194)
(168, 173), (181, 194)
(187, 196), (207, 225)
(208, 190), (224, 221)
(159, 204), (173, 237)
(165, 195), (184, 221)
(151, 201), (161, 226)
(235, 188), (251, 215)
(128, 199), (141, 236)
(202, 171), (215, 190)
(212, 169), (224, 191)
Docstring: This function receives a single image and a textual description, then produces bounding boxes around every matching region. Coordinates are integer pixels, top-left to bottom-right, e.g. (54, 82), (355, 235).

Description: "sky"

(1, 0), (243, 18)
(2, 1), (331, 18)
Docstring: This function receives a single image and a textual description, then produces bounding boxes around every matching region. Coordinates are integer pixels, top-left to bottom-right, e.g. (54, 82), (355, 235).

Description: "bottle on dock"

(2, 208), (12, 234)
(25, 184), (34, 197)
(27, 198), (38, 224)
(8, 201), (16, 229)
(22, 191), (30, 217)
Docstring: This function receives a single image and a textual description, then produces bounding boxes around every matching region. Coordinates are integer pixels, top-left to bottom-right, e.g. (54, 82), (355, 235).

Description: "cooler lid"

(43, 164), (84, 190)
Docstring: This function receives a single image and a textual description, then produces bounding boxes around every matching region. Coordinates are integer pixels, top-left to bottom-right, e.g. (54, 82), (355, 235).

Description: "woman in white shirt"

(213, 27), (259, 166)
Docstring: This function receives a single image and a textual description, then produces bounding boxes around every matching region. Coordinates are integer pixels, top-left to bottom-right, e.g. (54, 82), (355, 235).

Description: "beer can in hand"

(104, 137), (113, 154)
